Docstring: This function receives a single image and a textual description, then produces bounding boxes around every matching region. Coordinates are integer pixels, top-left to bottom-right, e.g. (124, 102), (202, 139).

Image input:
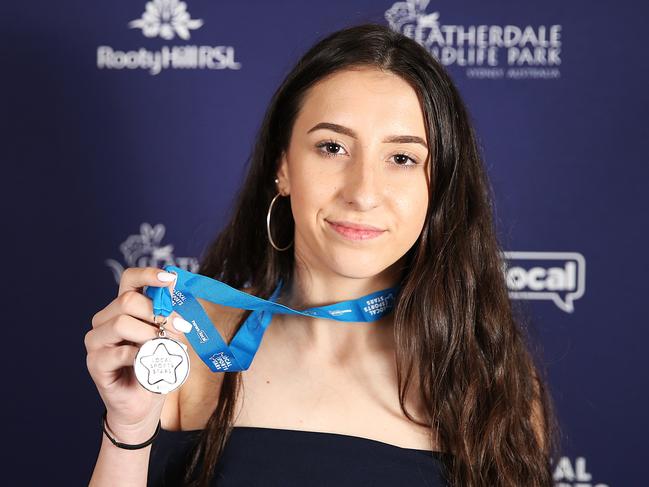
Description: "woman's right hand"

(84, 266), (193, 441)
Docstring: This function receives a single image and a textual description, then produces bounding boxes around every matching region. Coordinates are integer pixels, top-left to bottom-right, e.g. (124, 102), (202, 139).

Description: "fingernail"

(172, 317), (192, 333)
(157, 271), (177, 282)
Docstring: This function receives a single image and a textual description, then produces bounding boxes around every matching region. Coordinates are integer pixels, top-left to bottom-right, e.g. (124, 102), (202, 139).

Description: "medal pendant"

(134, 315), (190, 394)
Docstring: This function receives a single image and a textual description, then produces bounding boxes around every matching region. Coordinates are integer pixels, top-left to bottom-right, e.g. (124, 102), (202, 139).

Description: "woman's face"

(276, 67), (430, 281)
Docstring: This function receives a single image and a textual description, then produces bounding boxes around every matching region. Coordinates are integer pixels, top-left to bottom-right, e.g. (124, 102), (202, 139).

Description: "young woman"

(85, 23), (559, 486)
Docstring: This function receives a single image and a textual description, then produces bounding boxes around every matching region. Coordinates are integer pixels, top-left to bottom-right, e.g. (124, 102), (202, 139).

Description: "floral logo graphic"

(105, 222), (199, 284)
(128, 0), (204, 40)
(385, 0), (439, 41)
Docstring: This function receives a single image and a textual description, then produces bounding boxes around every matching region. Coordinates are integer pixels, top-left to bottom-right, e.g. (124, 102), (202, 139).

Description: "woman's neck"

(272, 260), (401, 356)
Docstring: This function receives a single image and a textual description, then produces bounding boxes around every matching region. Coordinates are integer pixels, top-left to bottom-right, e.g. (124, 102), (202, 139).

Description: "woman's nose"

(340, 154), (382, 211)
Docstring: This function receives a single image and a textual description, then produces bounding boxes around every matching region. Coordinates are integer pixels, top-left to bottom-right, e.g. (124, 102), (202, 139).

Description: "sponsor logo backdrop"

(3, 0), (646, 485)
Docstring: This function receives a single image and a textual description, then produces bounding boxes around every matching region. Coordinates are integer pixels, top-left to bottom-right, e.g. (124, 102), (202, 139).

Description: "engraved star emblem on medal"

(139, 342), (184, 385)
(134, 336), (190, 394)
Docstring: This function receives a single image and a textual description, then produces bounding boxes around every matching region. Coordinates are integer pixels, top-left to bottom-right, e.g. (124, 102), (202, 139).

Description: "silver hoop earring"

(267, 191), (293, 251)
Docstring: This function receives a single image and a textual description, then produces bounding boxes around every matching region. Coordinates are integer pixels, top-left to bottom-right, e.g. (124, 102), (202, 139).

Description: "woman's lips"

(326, 220), (386, 241)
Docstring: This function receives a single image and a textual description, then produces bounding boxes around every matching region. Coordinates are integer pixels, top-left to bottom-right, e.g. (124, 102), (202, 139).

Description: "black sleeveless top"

(148, 426), (451, 486)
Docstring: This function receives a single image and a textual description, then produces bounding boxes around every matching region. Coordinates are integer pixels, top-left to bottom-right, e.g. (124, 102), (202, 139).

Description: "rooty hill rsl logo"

(97, 0), (241, 75)
(384, 0), (562, 80)
(105, 222), (199, 284)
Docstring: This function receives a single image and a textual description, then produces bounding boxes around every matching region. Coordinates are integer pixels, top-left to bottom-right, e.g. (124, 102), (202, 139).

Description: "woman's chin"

(324, 255), (394, 281)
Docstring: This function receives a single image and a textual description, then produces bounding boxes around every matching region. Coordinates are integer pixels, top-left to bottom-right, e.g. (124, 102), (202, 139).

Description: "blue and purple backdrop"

(3, 1), (646, 485)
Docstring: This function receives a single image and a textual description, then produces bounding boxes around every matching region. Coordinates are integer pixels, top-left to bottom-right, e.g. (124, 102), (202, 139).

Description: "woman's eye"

(316, 140), (346, 158)
(391, 153), (419, 167)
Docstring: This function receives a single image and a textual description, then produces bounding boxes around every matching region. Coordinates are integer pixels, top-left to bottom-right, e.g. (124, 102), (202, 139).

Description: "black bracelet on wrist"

(101, 408), (161, 450)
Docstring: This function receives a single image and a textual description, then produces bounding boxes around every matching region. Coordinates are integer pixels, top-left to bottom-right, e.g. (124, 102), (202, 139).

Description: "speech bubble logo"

(501, 251), (586, 313)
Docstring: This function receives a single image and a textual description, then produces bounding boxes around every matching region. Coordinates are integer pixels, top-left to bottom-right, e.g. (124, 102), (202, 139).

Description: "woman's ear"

(275, 151), (290, 196)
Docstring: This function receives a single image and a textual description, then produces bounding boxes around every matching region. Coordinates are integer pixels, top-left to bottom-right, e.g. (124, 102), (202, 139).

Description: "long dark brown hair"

(182, 22), (560, 487)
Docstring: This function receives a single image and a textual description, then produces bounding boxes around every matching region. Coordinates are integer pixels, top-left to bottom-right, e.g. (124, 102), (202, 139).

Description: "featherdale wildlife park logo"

(97, 0), (241, 75)
(384, 0), (562, 80)
(105, 223), (199, 284)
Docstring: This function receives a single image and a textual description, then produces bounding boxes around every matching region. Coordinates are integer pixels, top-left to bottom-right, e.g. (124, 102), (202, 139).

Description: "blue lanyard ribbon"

(143, 265), (399, 372)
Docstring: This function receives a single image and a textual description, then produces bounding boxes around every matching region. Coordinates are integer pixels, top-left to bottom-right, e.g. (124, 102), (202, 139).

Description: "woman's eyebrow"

(307, 122), (428, 149)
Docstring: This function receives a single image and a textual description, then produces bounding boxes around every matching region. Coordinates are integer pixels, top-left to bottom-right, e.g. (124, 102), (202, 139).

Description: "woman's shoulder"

(160, 284), (258, 431)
